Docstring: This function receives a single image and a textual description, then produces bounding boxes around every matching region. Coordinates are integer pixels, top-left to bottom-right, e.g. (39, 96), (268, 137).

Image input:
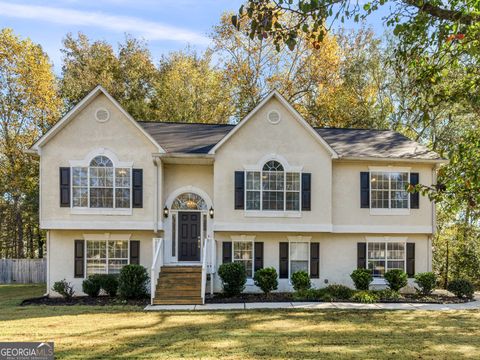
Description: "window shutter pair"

(279, 242), (320, 279)
(222, 241), (264, 272)
(360, 172), (420, 209)
(73, 240), (140, 278)
(59, 167), (143, 208)
(356, 242), (415, 277)
(234, 171), (312, 210)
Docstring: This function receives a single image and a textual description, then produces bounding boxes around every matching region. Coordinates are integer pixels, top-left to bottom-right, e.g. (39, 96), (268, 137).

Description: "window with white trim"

(367, 241), (406, 277)
(246, 160), (300, 211)
(290, 242), (309, 274)
(233, 240), (253, 278)
(72, 155), (131, 209)
(86, 239), (129, 276)
(370, 171), (409, 209)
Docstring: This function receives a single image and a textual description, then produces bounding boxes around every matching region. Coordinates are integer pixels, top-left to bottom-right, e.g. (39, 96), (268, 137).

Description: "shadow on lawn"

(52, 309), (480, 359)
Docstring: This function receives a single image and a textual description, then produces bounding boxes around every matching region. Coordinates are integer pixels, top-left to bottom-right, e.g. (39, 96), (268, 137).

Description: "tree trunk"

(16, 204), (24, 258)
(37, 224), (44, 259)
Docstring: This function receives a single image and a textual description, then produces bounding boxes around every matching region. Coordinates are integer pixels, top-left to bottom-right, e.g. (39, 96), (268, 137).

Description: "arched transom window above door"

(171, 193), (208, 211)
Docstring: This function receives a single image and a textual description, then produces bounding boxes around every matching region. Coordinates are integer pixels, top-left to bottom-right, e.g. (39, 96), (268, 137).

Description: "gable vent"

(267, 110), (281, 124)
(95, 108), (110, 123)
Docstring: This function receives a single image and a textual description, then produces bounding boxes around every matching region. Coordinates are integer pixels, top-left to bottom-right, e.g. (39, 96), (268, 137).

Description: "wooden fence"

(0, 259), (46, 284)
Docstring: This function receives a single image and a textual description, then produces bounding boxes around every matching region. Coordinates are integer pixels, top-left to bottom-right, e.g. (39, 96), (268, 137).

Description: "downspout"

(153, 157), (159, 233)
(44, 230), (50, 296)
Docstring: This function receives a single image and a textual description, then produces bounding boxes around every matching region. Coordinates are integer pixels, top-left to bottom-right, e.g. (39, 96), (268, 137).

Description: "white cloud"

(0, 1), (210, 45)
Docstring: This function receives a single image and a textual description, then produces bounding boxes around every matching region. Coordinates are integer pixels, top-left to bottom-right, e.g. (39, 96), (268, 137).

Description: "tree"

(0, 28), (61, 258)
(153, 48), (233, 123)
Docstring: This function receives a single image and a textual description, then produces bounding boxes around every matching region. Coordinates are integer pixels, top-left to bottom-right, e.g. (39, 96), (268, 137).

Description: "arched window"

(171, 193), (207, 210)
(72, 155), (131, 208)
(245, 160), (300, 211)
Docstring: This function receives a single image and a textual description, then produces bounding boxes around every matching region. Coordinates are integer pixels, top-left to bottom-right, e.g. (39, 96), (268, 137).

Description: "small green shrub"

(293, 288), (332, 302)
(253, 267), (278, 294)
(351, 290), (379, 303)
(374, 289), (402, 301)
(384, 269), (408, 291)
(118, 264), (149, 299)
(52, 279), (75, 299)
(414, 272), (437, 295)
(350, 269), (373, 290)
(82, 276), (102, 297)
(324, 284), (354, 300)
(447, 279), (474, 299)
(99, 274), (119, 297)
(218, 262), (247, 296)
(291, 271), (311, 291)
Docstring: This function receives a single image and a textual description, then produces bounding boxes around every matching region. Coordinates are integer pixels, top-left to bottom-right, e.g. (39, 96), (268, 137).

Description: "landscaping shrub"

(118, 264), (149, 299)
(351, 290), (379, 303)
(374, 289), (402, 301)
(98, 274), (119, 297)
(82, 276), (102, 297)
(253, 267), (278, 294)
(447, 279), (475, 299)
(293, 288), (332, 301)
(414, 272), (437, 295)
(324, 284), (354, 300)
(384, 269), (408, 291)
(218, 262), (247, 296)
(52, 279), (75, 299)
(350, 269), (373, 290)
(291, 271), (311, 291)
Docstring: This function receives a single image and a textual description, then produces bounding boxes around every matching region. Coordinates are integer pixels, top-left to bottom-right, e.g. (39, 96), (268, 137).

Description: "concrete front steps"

(153, 266), (203, 305)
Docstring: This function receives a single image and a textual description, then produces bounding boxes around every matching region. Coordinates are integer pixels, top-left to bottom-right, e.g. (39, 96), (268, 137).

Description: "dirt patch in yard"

(20, 295), (149, 307)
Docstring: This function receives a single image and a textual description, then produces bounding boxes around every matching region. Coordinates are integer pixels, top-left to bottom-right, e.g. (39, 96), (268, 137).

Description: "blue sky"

(0, 1), (389, 73)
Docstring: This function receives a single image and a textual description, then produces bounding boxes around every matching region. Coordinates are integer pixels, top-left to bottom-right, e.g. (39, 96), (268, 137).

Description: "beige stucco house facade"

(30, 86), (445, 304)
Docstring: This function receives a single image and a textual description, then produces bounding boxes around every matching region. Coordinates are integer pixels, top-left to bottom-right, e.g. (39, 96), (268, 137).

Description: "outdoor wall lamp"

(209, 206), (214, 219)
(163, 206), (169, 218)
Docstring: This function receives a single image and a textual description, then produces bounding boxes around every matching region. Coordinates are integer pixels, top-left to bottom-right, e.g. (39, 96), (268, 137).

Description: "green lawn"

(0, 284), (479, 359)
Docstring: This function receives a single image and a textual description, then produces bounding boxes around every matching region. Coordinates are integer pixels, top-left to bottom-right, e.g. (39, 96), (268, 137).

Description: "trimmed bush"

(447, 279), (475, 299)
(374, 289), (402, 301)
(52, 279), (75, 299)
(99, 274), (119, 297)
(253, 267), (278, 294)
(414, 272), (437, 295)
(218, 262), (247, 296)
(291, 271), (311, 291)
(82, 276), (102, 297)
(324, 284), (354, 300)
(350, 269), (373, 290)
(384, 269), (408, 291)
(351, 290), (379, 303)
(118, 264), (149, 299)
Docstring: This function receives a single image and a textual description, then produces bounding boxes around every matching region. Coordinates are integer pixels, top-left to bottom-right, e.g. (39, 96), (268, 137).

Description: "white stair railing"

(201, 236), (217, 303)
(150, 238), (164, 305)
(200, 236), (209, 304)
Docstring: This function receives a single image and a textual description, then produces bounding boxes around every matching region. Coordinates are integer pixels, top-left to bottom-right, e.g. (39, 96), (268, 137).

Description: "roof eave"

(335, 156), (449, 164)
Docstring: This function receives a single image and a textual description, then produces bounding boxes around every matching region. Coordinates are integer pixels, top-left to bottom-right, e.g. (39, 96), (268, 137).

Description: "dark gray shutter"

(310, 242), (320, 278)
(410, 173), (420, 209)
(357, 242), (367, 269)
(279, 242), (289, 279)
(132, 169), (143, 208)
(234, 171), (244, 210)
(406, 243), (415, 277)
(130, 240), (140, 265)
(301, 173), (311, 211)
(74, 240), (84, 278)
(222, 242), (232, 263)
(360, 172), (370, 208)
(254, 242), (264, 272)
(60, 167), (70, 207)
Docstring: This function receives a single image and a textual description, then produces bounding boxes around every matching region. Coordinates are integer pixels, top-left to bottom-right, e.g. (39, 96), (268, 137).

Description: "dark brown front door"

(178, 212), (201, 261)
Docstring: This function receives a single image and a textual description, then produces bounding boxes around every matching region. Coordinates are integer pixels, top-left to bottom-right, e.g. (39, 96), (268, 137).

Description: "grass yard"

(0, 285), (479, 359)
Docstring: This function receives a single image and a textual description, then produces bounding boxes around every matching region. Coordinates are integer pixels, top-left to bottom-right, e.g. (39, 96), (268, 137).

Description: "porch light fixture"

(163, 206), (169, 218)
(209, 206), (214, 219)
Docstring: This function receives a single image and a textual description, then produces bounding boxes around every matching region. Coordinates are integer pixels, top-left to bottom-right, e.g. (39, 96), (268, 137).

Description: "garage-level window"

(233, 241), (253, 278)
(86, 240), (129, 275)
(367, 242), (405, 277)
(290, 242), (309, 274)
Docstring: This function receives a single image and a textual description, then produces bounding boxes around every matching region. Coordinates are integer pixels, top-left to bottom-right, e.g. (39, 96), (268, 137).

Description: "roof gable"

(30, 85), (165, 153)
(207, 90), (338, 158)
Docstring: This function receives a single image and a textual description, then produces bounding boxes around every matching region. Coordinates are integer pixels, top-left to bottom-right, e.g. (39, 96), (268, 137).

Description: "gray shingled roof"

(138, 121), (442, 160)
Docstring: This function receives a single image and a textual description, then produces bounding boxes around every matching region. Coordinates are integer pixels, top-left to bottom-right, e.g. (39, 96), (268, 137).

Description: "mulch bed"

(20, 295), (149, 307)
(206, 293), (471, 304)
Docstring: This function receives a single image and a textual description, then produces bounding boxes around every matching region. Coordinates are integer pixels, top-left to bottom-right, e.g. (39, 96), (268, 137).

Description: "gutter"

(335, 156), (449, 164)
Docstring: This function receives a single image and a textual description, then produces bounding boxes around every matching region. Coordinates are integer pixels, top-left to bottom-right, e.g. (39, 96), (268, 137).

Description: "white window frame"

(287, 236), (311, 279)
(366, 237), (407, 284)
(244, 156), (303, 217)
(369, 166), (411, 216)
(231, 235), (255, 284)
(84, 237), (131, 278)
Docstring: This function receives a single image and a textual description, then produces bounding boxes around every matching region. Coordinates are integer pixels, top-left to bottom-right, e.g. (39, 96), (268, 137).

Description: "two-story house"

(29, 86), (445, 305)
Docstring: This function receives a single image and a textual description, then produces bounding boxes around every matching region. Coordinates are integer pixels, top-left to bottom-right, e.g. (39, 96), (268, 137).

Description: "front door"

(178, 212), (201, 261)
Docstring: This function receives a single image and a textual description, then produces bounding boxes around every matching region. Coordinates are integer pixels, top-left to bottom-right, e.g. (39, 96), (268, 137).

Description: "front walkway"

(145, 297), (480, 311)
